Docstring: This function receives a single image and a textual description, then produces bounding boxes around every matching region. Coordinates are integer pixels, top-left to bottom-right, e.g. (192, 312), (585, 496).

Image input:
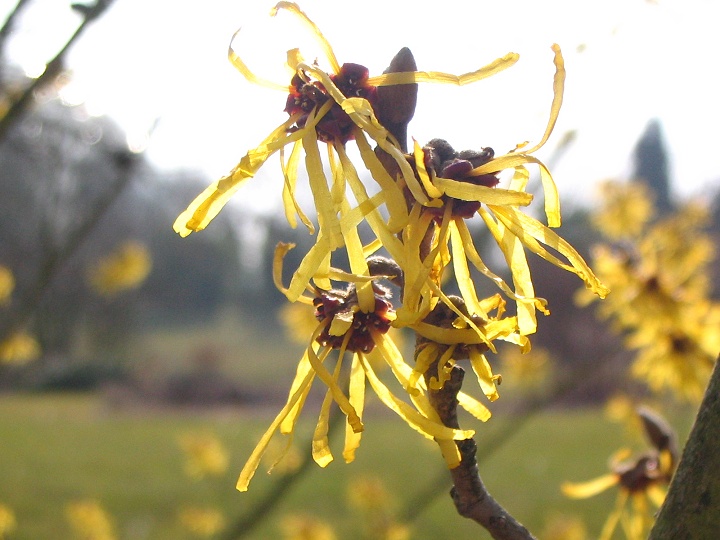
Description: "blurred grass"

(0, 392), (691, 539)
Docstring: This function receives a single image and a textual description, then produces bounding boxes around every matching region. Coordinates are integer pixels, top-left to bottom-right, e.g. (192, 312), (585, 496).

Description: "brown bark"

(426, 364), (536, 539)
(649, 357), (720, 540)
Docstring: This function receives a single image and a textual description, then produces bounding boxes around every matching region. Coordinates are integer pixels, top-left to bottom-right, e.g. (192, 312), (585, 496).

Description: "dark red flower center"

(285, 63), (378, 144)
(417, 139), (499, 220)
(313, 284), (393, 353)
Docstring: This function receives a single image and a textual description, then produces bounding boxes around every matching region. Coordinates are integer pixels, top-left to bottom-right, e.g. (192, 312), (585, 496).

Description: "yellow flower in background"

(581, 185), (718, 401)
(178, 432), (229, 479)
(178, 506), (226, 537)
(540, 513), (588, 540)
(0, 330), (41, 364)
(280, 514), (336, 540)
(261, 437), (303, 475)
(628, 301), (719, 402)
(279, 301), (321, 345)
(66, 500), (116, 540)
(498, 344), (553, 392)
(0, 504), (16, 540)
(591, 181), (655, 240)
(87, 241), (152, 297)
(0, 266), (13, 306)
(562, 408), (677, 540)
(347, 475), (411, 540)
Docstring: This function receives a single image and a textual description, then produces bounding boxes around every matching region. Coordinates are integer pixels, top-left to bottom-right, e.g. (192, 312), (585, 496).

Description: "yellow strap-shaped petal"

(561, 473), (620, 499)
(307, 326), (364, 433)
(339, 136), (407, 257)
(271, 2), (341, 74)
(312, 346), (347, 467)
(174, 115), (298, 236)
(272, 242), (314, 304)
(455, 218), (547, 317)
(489, 205), (610, 298)
(351, 132), (409, 233)
(521, 44), (565, 156)
(343, 353), (365, 463)
(338, 199), (374, 312)
(174, 102), (333, 237)
(469, 153), (561, 227)
(457, 391), (492, 422)
(358, 354), (474, 441)
(228, 27), (292, 91)
(281, 140), (314, 232)
(237, 367), (315, 491)
(434, 177), (533, 206)
(469, 348), (500, 401)
(413, 322), (491, 345)
(280, 347), (316, 434)
(413, 139), (443, 199)
(312, 389), (334, 467)
(302, 126), (343, 249)
(367, 52), (519, 86)
(449, 220), (487, 320)
(478, 208), (540, 335)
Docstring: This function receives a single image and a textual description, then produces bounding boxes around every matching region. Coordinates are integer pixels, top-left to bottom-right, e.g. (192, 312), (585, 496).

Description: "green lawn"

(0, 392), (689, 539)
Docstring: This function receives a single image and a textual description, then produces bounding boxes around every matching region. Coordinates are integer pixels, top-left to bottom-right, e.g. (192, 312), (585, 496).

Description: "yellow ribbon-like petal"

(270, 2), (341, 74)
(433, 177), (533, 206)
(489, 205), (610, 298)
(367, 52), (520, 86)
(470, 153), (561, 228)
(520, 44), (565, 156)
(561, 474), (620, 499)
(469, 348), (500, 401)
(237, 367), (315, 491)
(343, 353), (365, 463)
(358, 354), (474, 441)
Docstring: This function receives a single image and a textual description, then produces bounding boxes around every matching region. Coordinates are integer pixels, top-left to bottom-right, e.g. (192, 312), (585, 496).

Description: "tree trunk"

(649, 357), (720, 539)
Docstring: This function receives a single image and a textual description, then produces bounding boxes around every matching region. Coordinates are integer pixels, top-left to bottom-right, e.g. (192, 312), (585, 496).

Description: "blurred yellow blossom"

(562, 408), (676, 540)
(280, 514), (336, 540)
(580, 184), (718, 402)
(65, 500), (116, 540)
(87, 241), (151, 297)
(178, 432), (229, 479)
(0, 266), (13, 306)
(591, 181), (654, 240)
(541, 513), (588, 540)
(604, 394), (641, 427)
(347, 475), (411, 540)
(178, 506), (226, 537)
(261, 437), (303, 475)
(498, 345), (552, 392)
(0, 504), (16, 539)
(279, 301), (319, 345)
(0, 330), (41, 364)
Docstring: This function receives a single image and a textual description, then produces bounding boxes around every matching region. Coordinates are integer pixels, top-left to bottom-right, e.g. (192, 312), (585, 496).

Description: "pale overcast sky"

(3, 0), (719, 210)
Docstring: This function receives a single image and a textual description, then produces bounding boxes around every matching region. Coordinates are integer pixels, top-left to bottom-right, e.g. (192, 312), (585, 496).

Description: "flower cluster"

(173, 2), (608, 490)
(580, 181), (718, 402)
(562, 407), (677, 540)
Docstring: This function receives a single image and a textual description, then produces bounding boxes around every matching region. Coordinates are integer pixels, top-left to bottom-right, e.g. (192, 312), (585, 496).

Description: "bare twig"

(430, 365), (536, 539)
(419, 301), (536, 540)
(0, 0), (114, 141)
